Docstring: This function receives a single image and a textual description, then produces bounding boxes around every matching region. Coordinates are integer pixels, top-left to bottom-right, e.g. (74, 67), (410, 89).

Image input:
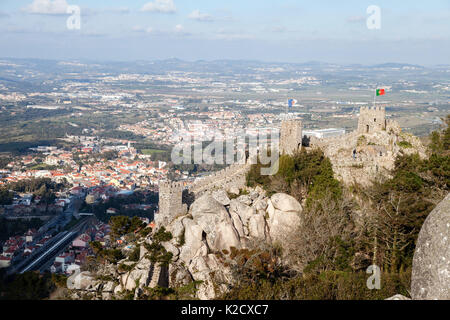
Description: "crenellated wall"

(357, 106), (386, 134)
(189, 162), (251, 196)
(157, 108), (425, 224)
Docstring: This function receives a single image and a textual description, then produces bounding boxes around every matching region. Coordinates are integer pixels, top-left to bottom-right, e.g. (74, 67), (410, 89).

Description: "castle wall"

(189, 162), (251, 196)
(157, 109), (422, 224)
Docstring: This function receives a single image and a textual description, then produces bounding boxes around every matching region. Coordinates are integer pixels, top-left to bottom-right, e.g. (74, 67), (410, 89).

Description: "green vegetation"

(0, 188), (13, 205)
(0, 272), (55, 300)
(143, 227), (173, 267)
(89, 241), (125, 264)
(128, 246), (141, 262)
(0, 157), (12, 168)
(398, 140), (413, 148)
(3, 178), (69, 207)
(81, 191), (157, 223)
(0, 217), (44, 241)
(247, 149), (342, 205)
(109, 216), (145, 238)
(142, 149), (166, 155)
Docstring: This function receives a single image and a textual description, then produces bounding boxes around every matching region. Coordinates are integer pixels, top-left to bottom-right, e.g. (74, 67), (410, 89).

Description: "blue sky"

(0, 0), (449, 64)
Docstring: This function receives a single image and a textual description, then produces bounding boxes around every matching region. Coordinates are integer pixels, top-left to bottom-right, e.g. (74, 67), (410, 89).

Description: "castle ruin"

(157, 106), (426, 225)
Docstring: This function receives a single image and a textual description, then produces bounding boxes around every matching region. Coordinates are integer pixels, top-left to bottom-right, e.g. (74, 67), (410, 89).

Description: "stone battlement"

(189, 162), (250, 196)
(359, 106), (385, 112)
(358, 106), (386, 134)
(159, 180), (184, 190)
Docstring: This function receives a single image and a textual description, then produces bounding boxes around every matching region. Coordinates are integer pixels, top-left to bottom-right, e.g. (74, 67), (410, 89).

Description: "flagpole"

(373, 85), (377, 108)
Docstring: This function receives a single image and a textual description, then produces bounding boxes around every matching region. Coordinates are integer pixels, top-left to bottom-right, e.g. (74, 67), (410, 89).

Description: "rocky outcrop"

(411, 193), (450, 300)
(212, 189), (231, 206)
(67, 271), (96, 291)
(266, 193), (302, 242)
(67, 187), (304, 300)
(167, 188), (302, 299)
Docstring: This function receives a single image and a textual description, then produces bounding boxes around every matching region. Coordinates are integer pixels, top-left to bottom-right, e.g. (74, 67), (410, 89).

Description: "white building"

(303, 128), (346, 139)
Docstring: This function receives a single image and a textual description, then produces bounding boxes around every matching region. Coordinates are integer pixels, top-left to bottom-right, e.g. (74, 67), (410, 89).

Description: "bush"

(128, 246), (141, 262)
(398, 141), (412, 148)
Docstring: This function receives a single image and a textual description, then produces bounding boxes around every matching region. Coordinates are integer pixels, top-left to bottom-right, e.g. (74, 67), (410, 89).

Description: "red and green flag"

(376, 88), (386, 96)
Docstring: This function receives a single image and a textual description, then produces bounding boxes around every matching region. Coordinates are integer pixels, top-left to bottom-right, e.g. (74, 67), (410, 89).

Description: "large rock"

(229, 209), (245, 238)
(102, 281), (116, 293)
(163, 241), (180, 261)
(230, 199), (254, 225)
(212, 189), (231, 206)
(270, 193), (303, 213)
(265, 193), (302, 242)
(190, 194), (231, 237)
(169, 263), (193, 288)
(167, 216), (186, 240)
(188, 254), (232, 300)
(210, 221), (241, 252)
(254, 198), (268, 211)
(411, 193), (450, 300)
(268, 209), (301, 242)
(228, 186), (240, 195)
(248, 214), (267, 239)
(179, 218), (205, 264)
(121, 268), (151, 291)
(266, 199), (275, 219)
(67, 271), (95, 290)
(237, 195), (252, 206)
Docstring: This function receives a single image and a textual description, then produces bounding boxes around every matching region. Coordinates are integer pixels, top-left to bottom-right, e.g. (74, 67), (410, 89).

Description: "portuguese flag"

(376, 88), (386, 96)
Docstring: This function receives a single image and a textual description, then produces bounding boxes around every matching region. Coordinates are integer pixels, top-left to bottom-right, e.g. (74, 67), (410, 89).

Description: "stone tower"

(280, 120), (303, 155)
(357, 107), (386, 134)
(158, 180), (183, 225)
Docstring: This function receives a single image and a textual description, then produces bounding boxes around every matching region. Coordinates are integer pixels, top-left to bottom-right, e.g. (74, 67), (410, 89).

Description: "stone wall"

(280, 120), (302, 155)
(189, 162), (251, 196)
(357, 106), (386, 134)
(158, 181), (184, 224)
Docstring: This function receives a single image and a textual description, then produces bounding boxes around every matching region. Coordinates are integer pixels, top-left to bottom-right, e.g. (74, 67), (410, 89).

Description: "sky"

(0, 0), (449, 65)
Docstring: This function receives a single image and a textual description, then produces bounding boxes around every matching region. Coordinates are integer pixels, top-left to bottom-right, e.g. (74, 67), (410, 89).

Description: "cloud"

(213, 28), (255, 40)
(104, 7), (130, 14)
(174, 24), (184, 32)
(0, 11), (10, 18)
(270, 26), (287, 33)
(347, 16), (366, 23)
(132, 26), (154, 34)
(188, 10), (213, 22)
(140, 0), (176, 14)
(23, 0), (70, 15)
